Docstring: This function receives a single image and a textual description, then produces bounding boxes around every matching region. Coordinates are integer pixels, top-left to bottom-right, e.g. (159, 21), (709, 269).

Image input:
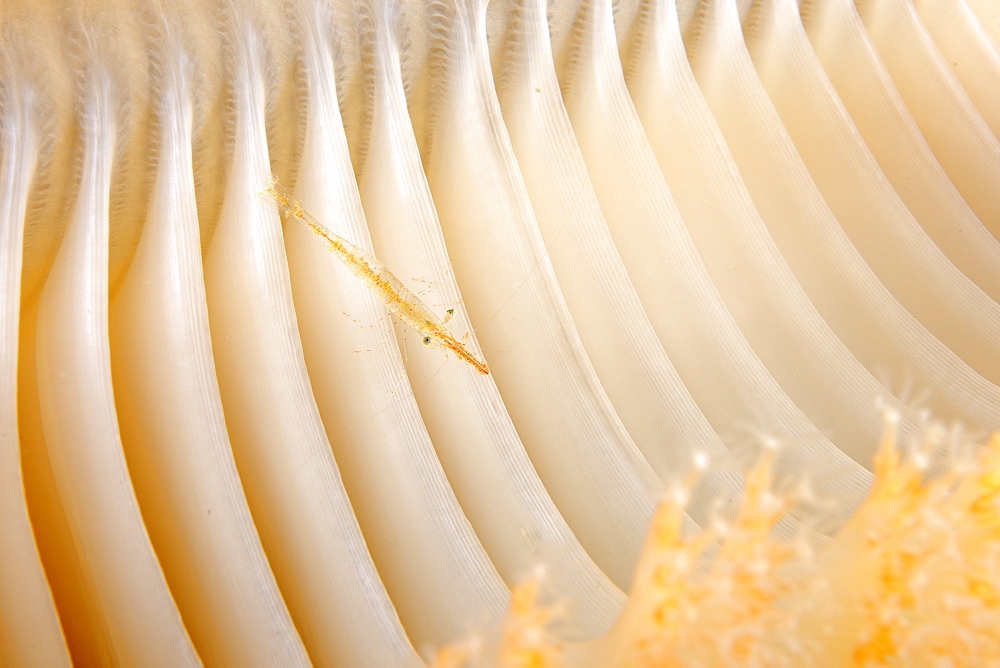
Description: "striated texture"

(0, 0), (998, 664)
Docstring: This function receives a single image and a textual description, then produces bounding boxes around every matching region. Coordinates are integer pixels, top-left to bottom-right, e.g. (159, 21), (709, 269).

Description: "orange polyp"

(496, 578), (564, 668)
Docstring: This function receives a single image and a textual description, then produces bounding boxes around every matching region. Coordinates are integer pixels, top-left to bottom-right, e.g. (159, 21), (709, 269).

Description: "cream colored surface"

(108, 47), (315, 666)
(355, 0), (624, 638)
(416, 0), (663, 588)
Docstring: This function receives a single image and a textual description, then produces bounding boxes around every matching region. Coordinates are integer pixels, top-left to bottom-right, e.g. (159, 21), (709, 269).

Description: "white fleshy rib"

(34, 72), (200, 666)
(0, 76), (70, 668)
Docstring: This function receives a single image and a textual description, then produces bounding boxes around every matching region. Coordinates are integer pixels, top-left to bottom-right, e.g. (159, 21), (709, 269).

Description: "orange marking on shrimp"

(265, 181), (489, 375)
(427, 331), (490, 375)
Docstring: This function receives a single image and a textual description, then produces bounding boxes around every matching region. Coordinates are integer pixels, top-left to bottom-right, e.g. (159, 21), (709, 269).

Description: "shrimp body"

(266, 183), (489, 375)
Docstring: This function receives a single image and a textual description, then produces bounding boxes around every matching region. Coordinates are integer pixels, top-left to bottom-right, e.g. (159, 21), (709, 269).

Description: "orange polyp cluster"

(610, 444), (800, 666)
(849, 418), (930, 663)
(495, 577), (565, 668)
(438, 418), (1000, 666)
(843, 417), (1000, 664)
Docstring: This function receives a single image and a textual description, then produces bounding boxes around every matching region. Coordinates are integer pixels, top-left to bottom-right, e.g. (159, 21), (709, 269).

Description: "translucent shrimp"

(265, 182), (490, 375)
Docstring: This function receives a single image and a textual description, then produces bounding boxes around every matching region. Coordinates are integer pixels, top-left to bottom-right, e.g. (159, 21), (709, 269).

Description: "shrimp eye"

(446, 309), (455, 316)
(422, 336), (432, 345)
